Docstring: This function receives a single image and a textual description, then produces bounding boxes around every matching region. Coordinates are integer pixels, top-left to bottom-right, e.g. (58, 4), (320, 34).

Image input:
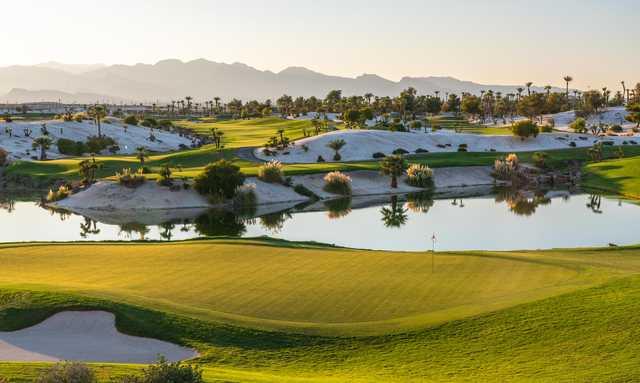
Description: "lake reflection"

(0, 190), (638, 251)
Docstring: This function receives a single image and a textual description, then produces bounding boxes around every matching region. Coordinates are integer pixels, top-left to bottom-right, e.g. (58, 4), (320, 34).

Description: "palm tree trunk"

(391, 175), (397, 189)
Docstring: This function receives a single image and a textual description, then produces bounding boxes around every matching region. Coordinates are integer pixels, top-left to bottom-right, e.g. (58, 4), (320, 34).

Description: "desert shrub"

(194, 159), (245, 200)
(86, 135), (116, 153)
(116, 168), (146, 188)
(327, 139), (347, 161)
(511, 120), (539, 140)
(323, 171), (352, 195)
(113, 357), (203, 383)
(301, 144), (309, 152)
(493, 153), (520, 180)
(392, 148), (409, 155)
(124, 115), (139, 125)
(258, 160), (284, 183)
(317, 155), (325, 162)
(570, 117), (587, 133)
(532, 152), (549, 168)
(457, 146), (468, 152)
(540, 124), (553, 133)
(372, 152), (386, 159)
(568, 141), (576, 147)
(0, 148), (7, 166)
(157, 164), (173, 186)
(609, 124), (623, 133)
(415, 148), (429, 153)
(294, 184), (319, 199)
(233, 183), (258, 207)
(406, 164), (434, 187)
(141, 118), (158, 128)
(46, 185), (71, 202)
(57, 138), (88, 156)
(35, 361), (96, 383)
(602, 141), (614, 146)
(73, 112), (86, 122)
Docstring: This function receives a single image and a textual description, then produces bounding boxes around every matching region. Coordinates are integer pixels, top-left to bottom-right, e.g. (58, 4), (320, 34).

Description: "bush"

(73, 112), (86, 122)
(46, 185), (71, 202)
(540, 124), (553, 133)
(116, 168), (146, 188)
(493, 153), (520, 180)
(194, 159), (245, 201)
(258, 160), (284, 183)
(415, 148), (429, 153)
(141, 118), (158, 128)
(372, 152), (386, 159)
(294, 184), (319, 199)
(392, 148), (409, 155)
(57, 138), (87, 156)
(0, 147), (7, 166)
(323, 171), (352, 195)
(113, 357), (203, 383)
(511, 120), (539, 140)
(406, 164), (433, 187)
(35, 362), (96, 383)
(532, 152), (549, 168)
(569, 117), (587, 133)
(124, 115), (139, 125)
(609, 124), (623, 133)
(86, 135), (117, 154)
(158, 119), (174, 130)
(317, 155), (325, 163)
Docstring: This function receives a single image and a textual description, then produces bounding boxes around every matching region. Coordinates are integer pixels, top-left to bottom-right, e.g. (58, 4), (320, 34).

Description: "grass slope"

(1, 241), (640, 381)
(583, 155), (640, 198)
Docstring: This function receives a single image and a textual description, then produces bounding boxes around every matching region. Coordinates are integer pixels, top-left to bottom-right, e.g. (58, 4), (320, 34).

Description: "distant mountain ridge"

(0, 59), (565, 103)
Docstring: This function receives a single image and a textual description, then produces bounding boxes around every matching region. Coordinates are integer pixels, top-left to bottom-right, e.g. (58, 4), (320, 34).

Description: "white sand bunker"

(0, 311), (197, 363)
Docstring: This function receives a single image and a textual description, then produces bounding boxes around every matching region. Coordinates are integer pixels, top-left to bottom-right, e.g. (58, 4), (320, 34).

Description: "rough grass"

(1, 241), (640, 382)
(583, 155), (640, 199)
(428, 115), (512, 135)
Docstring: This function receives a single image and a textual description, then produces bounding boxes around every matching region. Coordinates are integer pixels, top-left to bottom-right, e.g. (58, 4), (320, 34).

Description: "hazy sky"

(4, 0), (638, 90)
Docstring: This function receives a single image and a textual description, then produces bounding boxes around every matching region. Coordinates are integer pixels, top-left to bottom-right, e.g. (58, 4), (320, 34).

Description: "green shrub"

(372, 152), (386, 159)
(194, 159), (245, 201)
(323, 171), (352, 195)
(511, 120), (539, 140)
(609, 124), (623, 133)
(141, 118), (158, 128)
(113, 357), (203, 383)
(157, 164), (173, 186)
(46, 185), (71, 202)
(116, 168), (146, 188)
(532, 152), (549, 168)
(57, 138), (87, 156)
(258, 160), (284, 183)
(569, 117), (587, 133)
(158, 119), (174, 129)
(124, 115), (139, 125)
(0, 147), (7, 166)
(86, 135), (117, 153)
(406, 164), (434, 187)
(415, 148), (429, 153)
(540, 124), (553, 133)
(35, 362), (96, 383)
(392, 148), (409, 155)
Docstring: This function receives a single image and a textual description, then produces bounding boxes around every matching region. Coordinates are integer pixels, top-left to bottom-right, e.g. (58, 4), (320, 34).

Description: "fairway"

(583, 155), (640, 198)
(174, 117), (328, 148)
(0, 240), (637, 336)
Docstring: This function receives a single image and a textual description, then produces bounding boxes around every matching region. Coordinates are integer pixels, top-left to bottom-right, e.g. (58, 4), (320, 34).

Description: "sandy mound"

(0, 119), (193, 162)
(52, 178), (310, 214)
(0, 311), (196, 363)
(256, 129), (636, 163)
(551, 107), (631, 131)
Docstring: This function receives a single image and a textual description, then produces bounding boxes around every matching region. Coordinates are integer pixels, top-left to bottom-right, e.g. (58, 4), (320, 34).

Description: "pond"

(1, 189), (638, 251)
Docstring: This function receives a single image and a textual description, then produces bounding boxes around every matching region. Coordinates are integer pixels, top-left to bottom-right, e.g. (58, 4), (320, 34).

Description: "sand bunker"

(0, 311), (196, 363)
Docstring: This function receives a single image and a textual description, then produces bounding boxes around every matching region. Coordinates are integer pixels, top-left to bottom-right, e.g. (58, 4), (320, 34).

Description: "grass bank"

(583, 155), (640, 199)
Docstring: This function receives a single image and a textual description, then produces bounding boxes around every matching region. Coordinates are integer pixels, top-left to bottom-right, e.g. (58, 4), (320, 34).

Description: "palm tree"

(380, 155), (405, 188)
(525, 82), (533, 96)
(214, 97), (221, 113)
(185, 96), (193, 114)
(135, 146), (148, 166)
(621, 81), (627, 105)
(602, 87), (609, 108)
(326, 139), (346, 161)
(364, 93), (374, 105)
(516, 87), (524, 101)
(544, 85), (552, 96)
(87, 104), (107, 137)
(563, 76), (573, 101)
(32, 136), (52, 160)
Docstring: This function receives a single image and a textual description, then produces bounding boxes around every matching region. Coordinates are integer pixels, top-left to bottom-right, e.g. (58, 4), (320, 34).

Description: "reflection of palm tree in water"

(586, 194), (603, 214)
(80, 217), (101, 238)
(494, 188), (551, 217)
(118, 222), (150, 240)
(0, 198), (15, 213)
(381, 195), (408, 228)
(406, 192), (434, 213)
(260, 211), (293, 233)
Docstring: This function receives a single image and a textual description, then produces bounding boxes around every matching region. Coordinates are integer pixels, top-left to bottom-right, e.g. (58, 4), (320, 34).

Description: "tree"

(511, 120), (539, 140)
(563, 76), (573, 102)
(582, 90), (605, 116)
(461, 95), (481, 119)
(135, 146), (148, 166)
(380, 155), (406, 188)
(78, 157), (100, 184)
(517, 93), (546, 122)
(87, 104), (107, 137)
(525, 82), (533, 96)
(32, 136), (52, 160)
(626, 103), (640, 127)
(327, 139), (346, 161)
(194, 159), (245, 200)
(569, 117), (587, 133)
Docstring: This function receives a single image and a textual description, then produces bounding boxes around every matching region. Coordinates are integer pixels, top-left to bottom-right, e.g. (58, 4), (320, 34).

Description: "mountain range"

(0, 59), (564, 104)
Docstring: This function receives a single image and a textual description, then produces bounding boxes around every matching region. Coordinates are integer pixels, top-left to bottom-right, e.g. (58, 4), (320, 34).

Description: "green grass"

(2, 240), (640, 381)
(428, 116), (512, 135)
(583, 155), (640, 199)
(174, 117), (337, 148)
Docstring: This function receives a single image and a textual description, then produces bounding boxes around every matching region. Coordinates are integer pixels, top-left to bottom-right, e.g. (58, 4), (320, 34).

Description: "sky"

(3, 0), (638, 90)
